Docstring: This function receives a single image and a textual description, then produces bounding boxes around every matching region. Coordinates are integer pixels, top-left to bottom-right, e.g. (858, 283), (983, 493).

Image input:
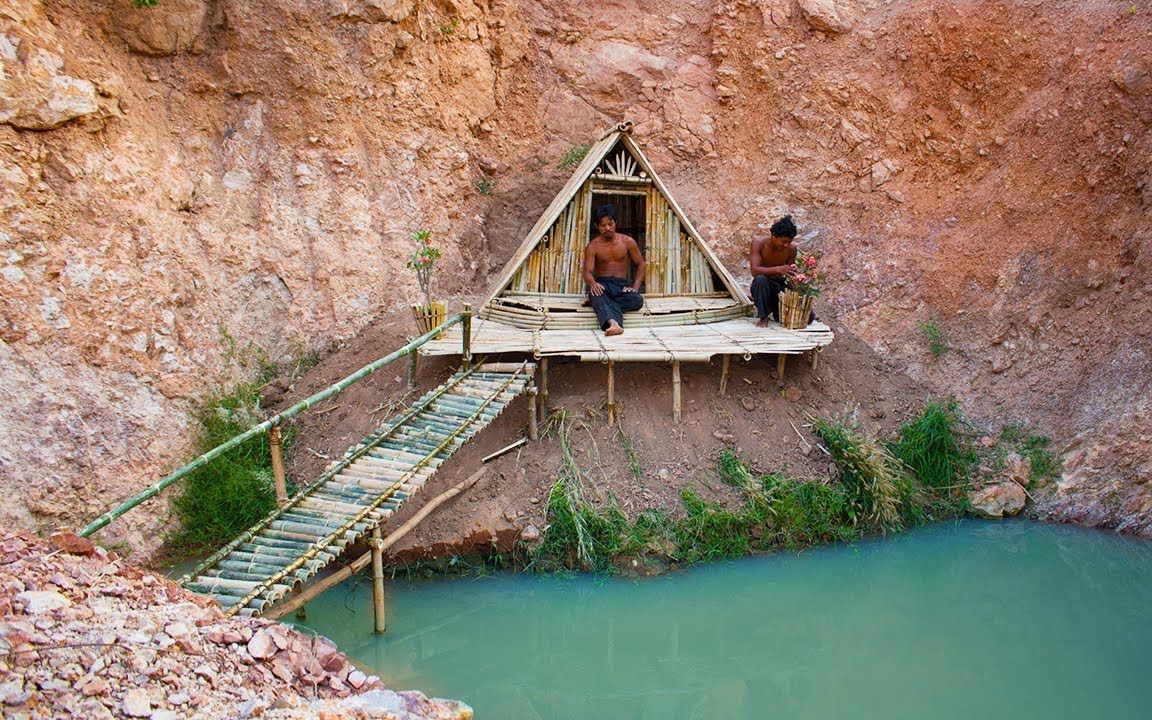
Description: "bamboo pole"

(810, 348), (820, 370)
(720, 354), (730, 396)
(269, 426), (288, 508)
(371, 526), (385, 633)
(672, 360), (682, 423)
(539, 357), (549, 412)
(407, 352), (419, 390)
(265, 469), (487, 621)
(462, 304), (472, 368)
(527, 386), (539, 440)
(777, 353), (787, 380)
(79, 313), (464, 538)
(606, 360), (616, 427)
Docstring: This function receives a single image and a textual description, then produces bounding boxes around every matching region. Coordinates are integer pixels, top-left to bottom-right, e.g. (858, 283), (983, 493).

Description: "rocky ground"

(0, 532), (471, 720)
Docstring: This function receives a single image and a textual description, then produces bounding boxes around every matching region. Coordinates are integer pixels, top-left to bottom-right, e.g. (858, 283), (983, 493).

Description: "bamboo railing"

(78, 311), (470, 538)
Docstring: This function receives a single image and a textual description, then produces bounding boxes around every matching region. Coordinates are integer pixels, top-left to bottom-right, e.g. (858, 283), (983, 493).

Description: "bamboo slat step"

(421, 317), (834, 362)
(182, 361), (535, 616)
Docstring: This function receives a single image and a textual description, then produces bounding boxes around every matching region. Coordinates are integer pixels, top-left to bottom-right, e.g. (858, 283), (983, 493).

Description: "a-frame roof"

(482, 122), (750, 307)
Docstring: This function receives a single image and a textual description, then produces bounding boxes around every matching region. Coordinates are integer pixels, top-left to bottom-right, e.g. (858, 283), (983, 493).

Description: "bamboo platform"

(180, 361), (535, 617)
(421, 316), (833, 362)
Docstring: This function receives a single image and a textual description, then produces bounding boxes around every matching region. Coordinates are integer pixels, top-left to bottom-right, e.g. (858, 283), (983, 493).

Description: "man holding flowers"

(749, 215), (800, 327)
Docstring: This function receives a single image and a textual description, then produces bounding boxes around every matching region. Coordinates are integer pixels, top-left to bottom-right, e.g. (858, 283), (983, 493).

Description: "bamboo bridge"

(78, 310), (541, 629)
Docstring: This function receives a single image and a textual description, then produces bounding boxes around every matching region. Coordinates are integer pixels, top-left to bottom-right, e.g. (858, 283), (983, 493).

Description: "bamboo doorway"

(591, 190), (648, 292)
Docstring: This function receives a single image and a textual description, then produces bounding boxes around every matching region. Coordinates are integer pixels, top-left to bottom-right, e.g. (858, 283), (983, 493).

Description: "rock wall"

(0, 0), (1148, 552)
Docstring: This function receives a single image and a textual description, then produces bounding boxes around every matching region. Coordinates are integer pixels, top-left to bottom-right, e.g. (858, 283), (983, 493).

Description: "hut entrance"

(591, 191), (647, 290)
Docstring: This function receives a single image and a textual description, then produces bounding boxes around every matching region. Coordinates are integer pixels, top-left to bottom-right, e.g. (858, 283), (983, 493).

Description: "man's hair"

(594, 204), (617, 224)
(770, 215), (797, 238)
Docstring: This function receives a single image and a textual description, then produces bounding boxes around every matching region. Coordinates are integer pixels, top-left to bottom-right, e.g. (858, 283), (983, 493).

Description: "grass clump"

(618, 430), (644, 479)
(811, 417), (906, 531)
(558, 143), (591, 170)
(920, 318), (947, 357)
(473, 178), (495, 196)
(891, 399), (977, 490)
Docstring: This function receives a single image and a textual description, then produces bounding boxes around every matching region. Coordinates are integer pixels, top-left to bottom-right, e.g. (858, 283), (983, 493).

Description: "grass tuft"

(920, 318), (948, 357)
(891, 399), (977, 490)
(558, 143), (591, 170)
(811, 417), (906, 531)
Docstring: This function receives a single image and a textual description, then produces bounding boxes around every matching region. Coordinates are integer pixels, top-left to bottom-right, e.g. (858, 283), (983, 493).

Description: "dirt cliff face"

(1, 0), (1148, 552)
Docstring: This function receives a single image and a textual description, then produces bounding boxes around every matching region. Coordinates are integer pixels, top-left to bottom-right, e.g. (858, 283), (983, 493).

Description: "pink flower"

(795, 273), (808, 283)
(804, 256), (818, 268)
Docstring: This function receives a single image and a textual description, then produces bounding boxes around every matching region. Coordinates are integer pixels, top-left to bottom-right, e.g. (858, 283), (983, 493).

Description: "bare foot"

(605, 321), (624, 336)
(756, 317), (770, 328)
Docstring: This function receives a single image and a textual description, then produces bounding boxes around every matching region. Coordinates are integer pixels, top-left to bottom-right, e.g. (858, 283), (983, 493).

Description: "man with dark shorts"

(749, 215), (799, 327)
(584, 205), (646, 336)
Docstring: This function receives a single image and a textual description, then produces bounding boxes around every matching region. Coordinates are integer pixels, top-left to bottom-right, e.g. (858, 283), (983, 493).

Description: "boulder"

(969, 482), (1027, 518)
(49, 531), (95, 556)
(14, 589), (71, 614)
(246, 628), (278, 660)
(0, 43), (100, 130)
(798, 0), (855, 35)
(109, 0), (210, 56)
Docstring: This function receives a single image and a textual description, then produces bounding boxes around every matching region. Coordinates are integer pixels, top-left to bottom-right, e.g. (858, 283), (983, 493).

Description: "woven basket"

(411, 301), (447, 336)
(778, 290), (813, 329)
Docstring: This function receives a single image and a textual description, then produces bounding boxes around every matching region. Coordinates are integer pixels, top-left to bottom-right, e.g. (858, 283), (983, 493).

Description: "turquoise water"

(295, 520), (1152, 719)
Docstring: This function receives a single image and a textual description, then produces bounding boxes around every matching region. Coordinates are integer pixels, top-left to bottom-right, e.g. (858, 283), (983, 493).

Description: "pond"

(293, 520), (1152, 719)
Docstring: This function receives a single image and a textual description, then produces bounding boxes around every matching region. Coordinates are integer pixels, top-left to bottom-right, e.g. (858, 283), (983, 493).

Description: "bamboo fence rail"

(78, 313), (467, 539)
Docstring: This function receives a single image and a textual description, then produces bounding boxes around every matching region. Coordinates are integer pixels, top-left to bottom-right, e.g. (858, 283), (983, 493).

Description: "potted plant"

(779, 250), (825, 329)
(407, 229), (445, 334)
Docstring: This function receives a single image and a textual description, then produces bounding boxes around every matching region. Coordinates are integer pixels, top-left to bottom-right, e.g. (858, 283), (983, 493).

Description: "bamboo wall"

(508, 179), (718, 297)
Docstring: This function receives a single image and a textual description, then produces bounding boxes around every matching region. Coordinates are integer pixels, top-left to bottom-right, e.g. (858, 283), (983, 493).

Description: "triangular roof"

(482, 122), (750, 308)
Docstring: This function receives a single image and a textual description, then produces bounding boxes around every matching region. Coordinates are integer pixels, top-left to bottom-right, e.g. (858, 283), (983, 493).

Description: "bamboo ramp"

(421, 317), (833, 362)
(180, 361), (535, 617)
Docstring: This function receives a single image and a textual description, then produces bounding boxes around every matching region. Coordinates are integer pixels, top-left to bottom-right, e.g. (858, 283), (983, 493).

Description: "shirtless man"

(749, 215), (798, 327)
(584, 204), (646, 336)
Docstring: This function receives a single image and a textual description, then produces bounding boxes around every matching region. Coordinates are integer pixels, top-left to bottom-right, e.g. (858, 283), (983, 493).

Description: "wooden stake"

(527, 386), (539, 440)
(672, 360), (682, 423)
(370, 526), (385, 634)
(461, 303), (472, 369)
(539, 357), (549, 413)
(810, 348), (820, 370)
(265, 469), (487, 621)
(407, 351), (419, 390)
(719, 354), (731, 396)
(483, 438), (528, 463)
(607, 360), (616, 427)
(776, 353), (786, 380)
(269, 426), (288, 508)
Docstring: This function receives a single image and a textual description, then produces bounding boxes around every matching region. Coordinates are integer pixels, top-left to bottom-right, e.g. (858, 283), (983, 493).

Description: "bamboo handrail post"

(462, 303), (472, 369)
(370, 526), (385, 634)
(672, 360), (682, 423)
(606, 360), (616, 427)
(719, 354), (730, 396)
(269, 425), (288, 508)
(527, 386), (539, 440)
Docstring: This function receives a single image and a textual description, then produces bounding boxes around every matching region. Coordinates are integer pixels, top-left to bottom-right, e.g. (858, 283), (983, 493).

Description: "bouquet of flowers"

(788, 250), (826, 298)
(406, 229), (441, 310)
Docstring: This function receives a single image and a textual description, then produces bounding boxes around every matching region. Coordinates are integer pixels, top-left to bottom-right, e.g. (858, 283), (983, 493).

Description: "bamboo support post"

(407, 351), (419, 390)
(719, 354), (730, 396)
(672, 360), (682, 423)
(269, 426), (288, 508)
(810, 348), (820, 370)
(370, 526), (385, 634)
(527, 386), (539, 440)
(539, 357), (549, 413)
(606, 360), (616, 427)
(777, 353), (787, 380)
(461, 304), (472, 368)
(292, 585), (306, 621)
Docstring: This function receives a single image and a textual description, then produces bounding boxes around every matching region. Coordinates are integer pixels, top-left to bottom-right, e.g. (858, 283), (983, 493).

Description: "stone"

(519, 524), (540, 542)
(798, 0), (855, 34)
(78, 676), (109, 697)
(1004, 452), (1030, 487)
(740, 397), (759, 412)
(49, 531), (95, 556)
(246, 629), (277, 659)
(969, 482), (1027, 518)
(347, 669), (367, 689)
(110, 0), (210, 56)
(15, 590), (71, 614)
(163, 622), (191, 640)
(0, 46), (100, 130)
(121, 688), (152, 717)
(329, 0), (416, 23)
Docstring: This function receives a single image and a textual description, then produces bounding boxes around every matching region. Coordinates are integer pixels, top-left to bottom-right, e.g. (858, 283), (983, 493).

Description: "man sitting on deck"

(750, 215), (799, 327)
(584, 204), (646, 336)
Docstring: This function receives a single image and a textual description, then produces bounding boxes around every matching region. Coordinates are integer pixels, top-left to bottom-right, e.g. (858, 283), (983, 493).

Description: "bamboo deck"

(422, 317), (834, 362)
(181, 362), (535, 616)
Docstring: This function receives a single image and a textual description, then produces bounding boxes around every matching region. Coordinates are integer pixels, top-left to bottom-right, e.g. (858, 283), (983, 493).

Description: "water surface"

(296, 520), (1152, 719)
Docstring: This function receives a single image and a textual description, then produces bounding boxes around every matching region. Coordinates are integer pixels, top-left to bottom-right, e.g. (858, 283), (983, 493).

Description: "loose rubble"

(0, 533), (472, 720)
